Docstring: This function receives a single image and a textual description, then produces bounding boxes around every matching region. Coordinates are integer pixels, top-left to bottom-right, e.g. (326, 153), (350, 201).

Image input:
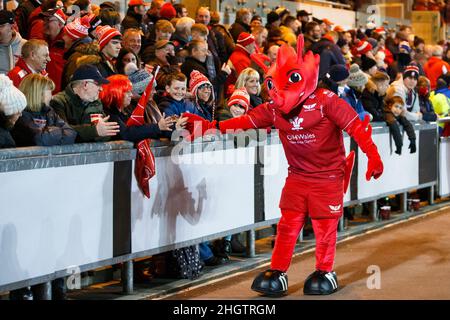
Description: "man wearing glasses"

(51, 64), (120, 142)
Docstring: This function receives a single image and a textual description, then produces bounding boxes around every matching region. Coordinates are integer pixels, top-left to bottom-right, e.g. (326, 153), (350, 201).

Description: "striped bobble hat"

(189, 70), (211, 96)
(351, 39), (373, 56)
(95, 25), (122, 50)
(228, 87), (250, 113)
(237, 32), (256, 47)
(64, 18), (89, 40)
(403, 64), (419, 79)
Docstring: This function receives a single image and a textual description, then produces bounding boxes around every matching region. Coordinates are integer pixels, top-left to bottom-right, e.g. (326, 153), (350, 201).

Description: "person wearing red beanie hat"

(159, 2), (176, 20)
(121, 0), (150, 32)
(62, 18), (89, 50)
(226, 33), (257, 96)
(189, 70), (215, 120)
(228, 87), (250, 117)
(95, 25), (122, 77)
(351, 39), (374, 58)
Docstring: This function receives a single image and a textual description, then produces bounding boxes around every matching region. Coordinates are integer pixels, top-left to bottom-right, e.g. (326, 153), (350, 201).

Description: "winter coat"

(0, 126), (15, 148)
(158, 95), (204, 118)
(46, 33), (66, 93)
(361, 81), (386, 122)
(250, 94), (263, 110)
(97, 53), (118, 78)
(121, 10), (146, 33)
(11, 105), (77, 146)
(229, 21), (251, 43)
(430, 90), (450, 129)
(418, 95), (438, 122)
(27, 6), (45, 40)
(342, 86), (372, 121)
(424, 56), (450, 90)
(209, 25), (233, 63)
(181, 56), (228, 93)
(50, 84), (109, 142)
(435, 87), (450, 99)
(386, 79), (421, 121)
(8, 57), (48, 87)
(310, 38), (346, 79)
(14, 0), (40, 39)
(0, 31), (26, 74)
(226, 45), (252, 95)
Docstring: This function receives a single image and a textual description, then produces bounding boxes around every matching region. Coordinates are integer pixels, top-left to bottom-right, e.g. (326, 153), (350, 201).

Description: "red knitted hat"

(351, 40), (373, 56)
(228, 87), (250, 112)
(189, 70), (211, 97)
(159, 2), (176, 20)
(64, 18), (89, 40)
(237, 33), (256, 47)
(96, 25), (122, 50)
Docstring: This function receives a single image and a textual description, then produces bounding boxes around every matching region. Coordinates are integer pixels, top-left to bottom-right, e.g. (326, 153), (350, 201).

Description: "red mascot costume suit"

(182, 35), (384, 296)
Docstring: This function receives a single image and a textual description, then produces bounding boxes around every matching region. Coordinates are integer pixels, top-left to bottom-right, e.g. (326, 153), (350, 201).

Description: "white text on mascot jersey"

(286, 132), (317, 144)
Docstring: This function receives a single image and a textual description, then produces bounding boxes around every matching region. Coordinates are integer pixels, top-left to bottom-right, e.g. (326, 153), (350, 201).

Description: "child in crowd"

(361, 71), (391, 122)
(216, 87), (250, 122)
(417, 76), (438, 122)
(12, 74), (77, 146)
(158, 72), (203, 117)
(384, 96), (416, 155)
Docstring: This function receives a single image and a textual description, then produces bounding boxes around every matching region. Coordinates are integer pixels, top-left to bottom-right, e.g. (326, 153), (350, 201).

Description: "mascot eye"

(289, 73), (302, 83)
(267, 79), (274, 90)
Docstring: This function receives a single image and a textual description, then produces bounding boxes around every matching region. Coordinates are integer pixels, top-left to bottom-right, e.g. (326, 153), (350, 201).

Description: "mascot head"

(253, 35), (320, 114)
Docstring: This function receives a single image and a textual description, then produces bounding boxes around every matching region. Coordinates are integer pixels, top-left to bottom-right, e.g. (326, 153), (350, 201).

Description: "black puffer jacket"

(361, 82), (386, 122)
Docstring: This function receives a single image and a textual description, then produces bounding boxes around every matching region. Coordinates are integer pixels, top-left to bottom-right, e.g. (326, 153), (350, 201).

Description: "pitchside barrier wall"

(0, 121), (442, 293)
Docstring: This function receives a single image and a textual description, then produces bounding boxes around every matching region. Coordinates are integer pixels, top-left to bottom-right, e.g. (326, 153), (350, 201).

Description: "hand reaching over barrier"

(181, 112), (218, 141)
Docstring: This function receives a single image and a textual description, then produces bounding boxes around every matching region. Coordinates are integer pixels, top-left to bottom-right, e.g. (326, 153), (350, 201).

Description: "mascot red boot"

(182, 35), (384, 296)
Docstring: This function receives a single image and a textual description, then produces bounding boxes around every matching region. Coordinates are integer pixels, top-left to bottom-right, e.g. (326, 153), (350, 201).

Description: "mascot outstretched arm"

(183, 35), (383, 296)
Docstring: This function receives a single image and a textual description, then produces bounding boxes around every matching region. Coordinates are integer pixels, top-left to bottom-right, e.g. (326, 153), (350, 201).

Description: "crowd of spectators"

(1, 0), (450, 300)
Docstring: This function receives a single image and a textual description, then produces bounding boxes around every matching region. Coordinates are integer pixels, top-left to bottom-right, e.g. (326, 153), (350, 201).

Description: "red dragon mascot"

(182, 35), (384, 296)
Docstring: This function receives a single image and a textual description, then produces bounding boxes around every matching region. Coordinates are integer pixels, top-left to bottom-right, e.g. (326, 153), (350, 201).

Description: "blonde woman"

(234, 67), (264, 109)
(11, 74), (77, 146)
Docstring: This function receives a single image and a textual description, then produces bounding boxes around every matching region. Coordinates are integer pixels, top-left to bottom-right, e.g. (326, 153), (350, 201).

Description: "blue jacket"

(342, 86), (372, 121)
(158, 95), (206, 118)
(435, 87), (450, 99)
